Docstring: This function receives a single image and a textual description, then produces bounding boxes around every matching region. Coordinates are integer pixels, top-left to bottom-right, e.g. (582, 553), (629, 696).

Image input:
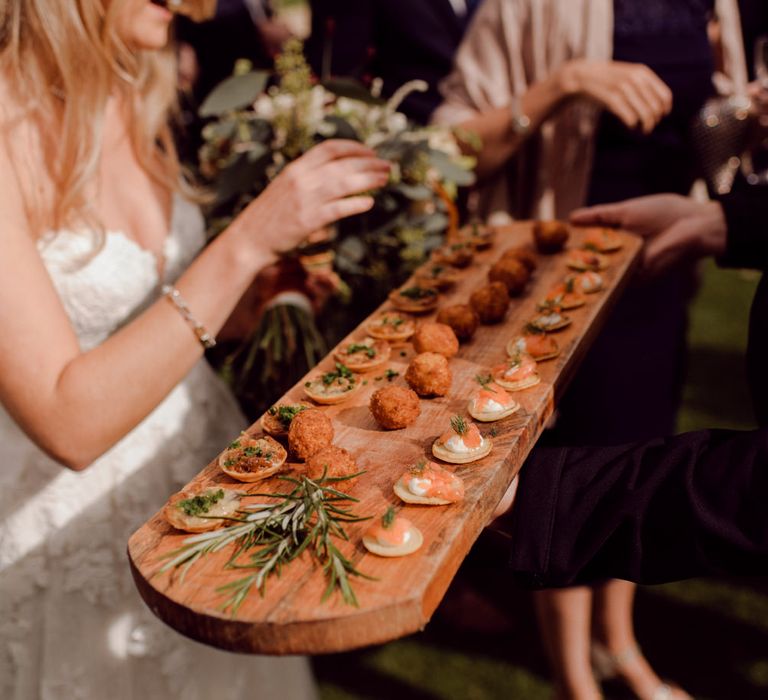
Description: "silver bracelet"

(509, 95), (531, 136)
(161, 284), (217, 350)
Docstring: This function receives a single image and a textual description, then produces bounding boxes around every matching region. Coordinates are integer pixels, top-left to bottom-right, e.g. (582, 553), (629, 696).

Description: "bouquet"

(197, 40), (476, 418)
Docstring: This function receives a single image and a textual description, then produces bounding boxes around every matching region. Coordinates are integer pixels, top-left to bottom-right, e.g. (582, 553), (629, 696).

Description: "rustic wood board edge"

(128, 223), (643, 655)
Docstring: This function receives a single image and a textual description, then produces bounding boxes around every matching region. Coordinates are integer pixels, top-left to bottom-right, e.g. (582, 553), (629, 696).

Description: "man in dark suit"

(305, 0), (482, 124)
(496, 187), (768, 586)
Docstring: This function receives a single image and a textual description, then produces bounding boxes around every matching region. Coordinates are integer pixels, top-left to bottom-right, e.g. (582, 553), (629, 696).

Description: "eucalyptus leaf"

(321, 115), (361, 141)
(427, 148), (477, 186)
(321, 78), (384, 105)
(215, 151), (271, 203)
(393, 182), (433, 200)
(199, 71), (269, 117)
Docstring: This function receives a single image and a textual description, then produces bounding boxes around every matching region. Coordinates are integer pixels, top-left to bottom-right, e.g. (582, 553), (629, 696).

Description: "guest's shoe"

(590, 642), (693, 700)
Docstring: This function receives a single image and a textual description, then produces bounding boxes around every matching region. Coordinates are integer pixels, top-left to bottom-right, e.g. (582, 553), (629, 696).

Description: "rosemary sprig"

(159, 473), (373, 614)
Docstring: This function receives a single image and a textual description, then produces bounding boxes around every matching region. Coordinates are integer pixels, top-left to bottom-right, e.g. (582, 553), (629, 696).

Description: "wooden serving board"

(128, 222), (641, 655)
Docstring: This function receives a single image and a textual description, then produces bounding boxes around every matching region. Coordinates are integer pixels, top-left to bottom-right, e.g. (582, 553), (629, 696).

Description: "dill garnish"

(381, 506), (397, 529)
(450, 415), (468, 435)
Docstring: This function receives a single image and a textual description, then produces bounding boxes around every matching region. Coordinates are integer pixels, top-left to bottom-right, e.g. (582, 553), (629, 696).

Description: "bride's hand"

(236, 139), (391, 255)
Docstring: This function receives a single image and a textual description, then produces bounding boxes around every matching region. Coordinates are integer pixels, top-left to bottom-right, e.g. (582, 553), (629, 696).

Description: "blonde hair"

(0, 0), (214, 237)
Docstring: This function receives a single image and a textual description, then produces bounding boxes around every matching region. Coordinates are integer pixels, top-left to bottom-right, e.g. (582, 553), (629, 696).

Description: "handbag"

(691, 94), (754, 195)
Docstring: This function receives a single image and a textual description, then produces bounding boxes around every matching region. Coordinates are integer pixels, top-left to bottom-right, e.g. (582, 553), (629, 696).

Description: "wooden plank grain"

(128, 222), (642, 654)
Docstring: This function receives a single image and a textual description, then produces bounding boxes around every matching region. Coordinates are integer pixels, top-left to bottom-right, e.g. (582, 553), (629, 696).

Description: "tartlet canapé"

(261, 402), (311, 438)
(388, 285), (440, 314)
(542, 279), (586, 310)
(218, 434), (287, 482)
(467, 375), (520, 422)
(363, 507), (424, 557)
(394, 459), (465, 505)
(506, 331), (560, 362)
(333, 337), (391, 373)
(566, 271), (604, 294)
(366, 311), (417, 342)
(304, 362), (361, 404)
(432, 241), (475, 268)
(432, 415), (492, 464)
(566, 249), (609, 271)
(456, 221), (496, 250)
(492, 352), (541, 391)
(164, 486), (242, 533)
(581, 227), (623, 253)
(528, 310), (572, 332)
(414, 262), (461, 290)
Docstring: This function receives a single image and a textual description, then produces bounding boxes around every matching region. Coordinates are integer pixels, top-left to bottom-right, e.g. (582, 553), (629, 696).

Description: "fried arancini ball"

(469, 282), (510, 324)
(436, 304), (479, 341)
(533, 220), (570, 253)
(501, 246), (538, 273)
(405, 352), (452, 397)
(305, 445), (359, 490)
(412, 321), (459, 358)
(287, 408), (334, 460)
(488, 257), (530, 296)
(369, 386), (421, 429)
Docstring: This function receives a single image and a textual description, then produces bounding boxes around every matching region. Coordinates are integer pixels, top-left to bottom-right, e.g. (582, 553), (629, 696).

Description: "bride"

(0, 0), (390, 697)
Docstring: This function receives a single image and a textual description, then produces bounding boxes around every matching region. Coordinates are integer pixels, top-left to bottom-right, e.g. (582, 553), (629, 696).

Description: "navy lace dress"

(551, 0), (716, 445)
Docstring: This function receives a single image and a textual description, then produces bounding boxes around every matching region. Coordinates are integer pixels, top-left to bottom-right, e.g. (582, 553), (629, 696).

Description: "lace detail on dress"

(0, 195), (316, 699)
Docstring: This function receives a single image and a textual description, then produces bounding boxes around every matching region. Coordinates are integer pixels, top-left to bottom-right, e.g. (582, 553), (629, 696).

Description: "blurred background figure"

(434, 1), (747, 699)
(305, 0), (484, 124)
(176, 0), (295, 104)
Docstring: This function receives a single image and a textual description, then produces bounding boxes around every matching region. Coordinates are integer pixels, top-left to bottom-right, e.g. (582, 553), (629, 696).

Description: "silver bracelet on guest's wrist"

(509, 95), (531, 135)
(161, 284), (217, 350)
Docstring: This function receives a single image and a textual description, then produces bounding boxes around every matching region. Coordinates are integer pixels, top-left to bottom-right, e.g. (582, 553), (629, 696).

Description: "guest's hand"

(255, 18), (294, 58)
(235, 140), (390, 261)
(748, 80), (768, 127)
(558, 60), (673, 134)
(571, 194), (728, 276)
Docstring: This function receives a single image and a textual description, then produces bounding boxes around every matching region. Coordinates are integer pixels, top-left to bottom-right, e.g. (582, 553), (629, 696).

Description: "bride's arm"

(0, 139), (389, 470)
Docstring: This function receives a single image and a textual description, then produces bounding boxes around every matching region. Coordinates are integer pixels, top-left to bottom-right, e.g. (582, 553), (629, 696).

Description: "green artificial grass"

(315, 261), (767, 700)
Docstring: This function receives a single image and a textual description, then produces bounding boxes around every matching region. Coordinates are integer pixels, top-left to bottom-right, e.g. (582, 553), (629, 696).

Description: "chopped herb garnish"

(178, 489), (225, 517)
(374, 375), (383, 381)
(228, 439), (241, 450)
(271, 404), (308, 427)
(321, 362), (355, 386)
(382, 315), (405, 327)
(385, 369), (399, 382)
(489, 427), (499, 437)
(399, 286), (436, 300)
(362, 380), (368, 386)
(346, 343), (376, 359)
(223, 459), (237, 468)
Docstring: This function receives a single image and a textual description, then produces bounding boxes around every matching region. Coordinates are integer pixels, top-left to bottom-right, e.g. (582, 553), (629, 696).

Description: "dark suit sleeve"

(717, 186), (768, 271)
(305, 0), (375, 81)
(505, 428), (768, 587)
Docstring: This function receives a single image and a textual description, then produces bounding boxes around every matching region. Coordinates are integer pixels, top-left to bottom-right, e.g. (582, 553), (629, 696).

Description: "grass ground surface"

(313, 261), (767, 699)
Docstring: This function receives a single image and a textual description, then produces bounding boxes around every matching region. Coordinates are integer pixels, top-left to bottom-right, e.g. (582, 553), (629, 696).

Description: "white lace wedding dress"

(0, 197), (317, 700)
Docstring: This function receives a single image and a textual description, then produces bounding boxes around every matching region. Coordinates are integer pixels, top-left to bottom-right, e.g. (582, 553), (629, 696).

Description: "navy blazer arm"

(506, 428), (768, 587)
